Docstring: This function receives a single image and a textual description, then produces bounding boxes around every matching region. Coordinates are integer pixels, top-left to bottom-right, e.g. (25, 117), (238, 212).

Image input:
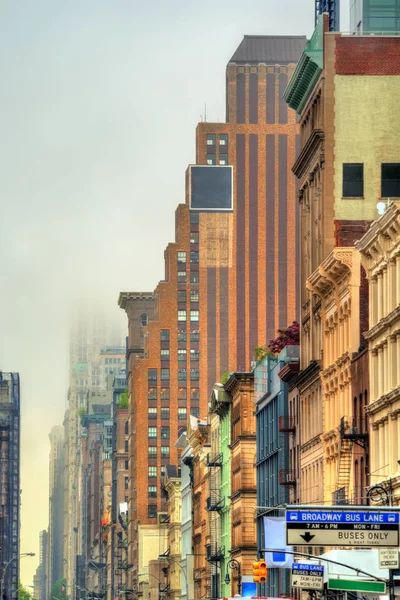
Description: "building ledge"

(292, 129), (324, 178)
(364, 304), (400, 342)
(365, 385), (400, 416)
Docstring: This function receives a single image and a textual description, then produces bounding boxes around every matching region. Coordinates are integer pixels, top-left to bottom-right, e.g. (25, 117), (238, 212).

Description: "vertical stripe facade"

(279, 73), (288, 124)
(278, 134), (288, 326)
(266, 73), (276, 124)
(236, 73), (246, 124)
(249, 73), (258, 124)
(236, 134), (246, 371)
(266, 134), (276, 342)
(207, 268), (217, 395)
(249, 134), (258, 358)
(219, 266), (229, 376)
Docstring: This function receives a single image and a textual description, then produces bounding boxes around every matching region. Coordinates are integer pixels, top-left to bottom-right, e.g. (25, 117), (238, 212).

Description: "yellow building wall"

(334, 76), (400, 221)
(138, 524), (167, 576)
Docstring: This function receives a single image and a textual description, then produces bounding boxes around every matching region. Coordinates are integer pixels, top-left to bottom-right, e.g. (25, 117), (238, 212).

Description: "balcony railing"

(278, 415), (296, 433)
(279, 469), (296, 486)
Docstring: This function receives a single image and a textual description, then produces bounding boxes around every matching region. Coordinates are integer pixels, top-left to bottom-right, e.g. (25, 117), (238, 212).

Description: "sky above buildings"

(0, 0), (349, 586)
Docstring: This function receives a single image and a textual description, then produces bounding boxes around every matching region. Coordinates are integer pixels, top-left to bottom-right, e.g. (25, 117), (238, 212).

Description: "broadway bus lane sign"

(286, 508), (400, 547)
(291, 564), (324, 590)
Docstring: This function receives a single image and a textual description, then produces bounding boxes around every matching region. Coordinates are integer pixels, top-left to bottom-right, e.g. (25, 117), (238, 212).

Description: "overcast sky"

(0, 0), (349, 586)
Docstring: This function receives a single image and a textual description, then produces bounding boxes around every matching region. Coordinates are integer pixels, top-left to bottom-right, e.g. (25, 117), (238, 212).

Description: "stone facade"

(356, 201), (400, 502)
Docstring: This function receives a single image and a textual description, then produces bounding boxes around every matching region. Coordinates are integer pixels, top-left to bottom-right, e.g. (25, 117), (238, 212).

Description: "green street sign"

(328, 579), (386, 593)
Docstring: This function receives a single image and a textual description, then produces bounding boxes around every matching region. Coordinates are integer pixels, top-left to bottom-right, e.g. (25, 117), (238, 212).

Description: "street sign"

(379, 548), (399, 569)
(286, 509), (400, 547)
(291, 563), (324, 590)
(328, 579), (386, 594)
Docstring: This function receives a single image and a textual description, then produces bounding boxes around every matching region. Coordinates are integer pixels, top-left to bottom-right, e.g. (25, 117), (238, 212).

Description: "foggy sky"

(0, 0), (347, 586)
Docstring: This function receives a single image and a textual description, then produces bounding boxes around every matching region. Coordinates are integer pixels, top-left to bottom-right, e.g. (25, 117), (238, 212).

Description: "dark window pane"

(178, 329), (187, 342)
(219, 134), (228, 146)
(161, 368), (170, 380)
(190, 330), (200, 343)
(148, 505), (157, 518)
(161, 408), (170, 420)
(148, 387), (157, 400)
(206, 153), (216, 165)
(161, 427), (170, 439)
(206, 133), (216, 145)
(190, 251), (199, 264)
(161, 388), (170, 400)
(178, 290), (187, 303)
(148, 368), (157, 381)
(190, 212), (199, 224)
(160, 330), (170, 342)
(382, 163), (400, 197)
(343, 163), (363, 197)
(177, 271), (186, 283)
(190, 232), (199, 244)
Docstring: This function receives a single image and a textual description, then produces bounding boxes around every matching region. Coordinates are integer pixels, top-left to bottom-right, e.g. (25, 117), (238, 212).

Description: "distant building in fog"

(0, 372), (20, 600)
(47, 426), (65, 598)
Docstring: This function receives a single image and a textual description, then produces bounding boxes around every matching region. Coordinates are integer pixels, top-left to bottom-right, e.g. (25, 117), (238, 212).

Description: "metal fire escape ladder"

(333, 418), (354, 504)
(206, 453), (225, 599)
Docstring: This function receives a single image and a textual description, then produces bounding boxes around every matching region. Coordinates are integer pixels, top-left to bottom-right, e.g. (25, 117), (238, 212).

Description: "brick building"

(118, 33), (307, 585)
(284, 15), (400, 505)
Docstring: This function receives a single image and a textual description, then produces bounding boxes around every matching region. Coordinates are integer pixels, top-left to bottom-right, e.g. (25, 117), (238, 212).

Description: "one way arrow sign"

(300, 532), (315, 543)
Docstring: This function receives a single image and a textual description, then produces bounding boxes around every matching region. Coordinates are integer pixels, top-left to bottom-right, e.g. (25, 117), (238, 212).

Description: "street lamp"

(0, 552), (35, 600)
(224, 558), (242, 596)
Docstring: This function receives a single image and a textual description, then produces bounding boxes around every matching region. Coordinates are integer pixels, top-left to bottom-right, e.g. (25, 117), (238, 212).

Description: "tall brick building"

(284, 15), (400, 504)
(119, 34), (306, 583)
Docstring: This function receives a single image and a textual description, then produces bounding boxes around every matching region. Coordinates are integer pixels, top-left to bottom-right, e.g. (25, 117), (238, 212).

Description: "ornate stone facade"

(356, 202), (400, 502)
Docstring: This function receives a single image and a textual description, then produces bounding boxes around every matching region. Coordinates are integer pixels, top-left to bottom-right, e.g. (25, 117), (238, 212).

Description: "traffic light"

(253, 560), (268, 583)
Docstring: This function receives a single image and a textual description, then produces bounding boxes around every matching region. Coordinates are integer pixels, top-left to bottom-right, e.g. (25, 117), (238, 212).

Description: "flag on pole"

(263, 516), (293, 568)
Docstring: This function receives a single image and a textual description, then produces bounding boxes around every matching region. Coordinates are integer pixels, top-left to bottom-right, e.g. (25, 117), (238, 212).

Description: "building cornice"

(365, 385), (400, 416)
(292, 129), (324, 179)
(306, 248), (360, 300)
(118, 291), (154, 310)
(365, 305), (400, 341)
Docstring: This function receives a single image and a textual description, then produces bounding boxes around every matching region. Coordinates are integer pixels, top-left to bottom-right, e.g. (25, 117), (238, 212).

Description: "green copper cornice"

(283, 15), (324, 114)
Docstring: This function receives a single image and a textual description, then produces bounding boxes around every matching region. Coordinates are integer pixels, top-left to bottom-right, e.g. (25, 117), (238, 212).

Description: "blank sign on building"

(188, 165), (233, 212)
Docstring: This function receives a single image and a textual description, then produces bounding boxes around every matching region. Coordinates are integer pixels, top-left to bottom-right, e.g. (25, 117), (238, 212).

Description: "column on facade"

(383, 343), (388, 396)
(378, 422), (385, 474)
(396, 255), (400, 307)
(390, 336), (397, 390)
(397, 334), (400, 388)
(377, 348), (383, 399)
(338, 315), (343, 357)
(389, 260), (396, 314)
(370, 277), (376, 328)
(382, 268), (388, 317)
(377, 273), (383, 323)
(390, 415), (398, 475)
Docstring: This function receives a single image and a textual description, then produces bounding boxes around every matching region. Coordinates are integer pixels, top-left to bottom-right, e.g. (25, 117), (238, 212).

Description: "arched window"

(125, 421), (128, 435)
(140, 313), (148, 327)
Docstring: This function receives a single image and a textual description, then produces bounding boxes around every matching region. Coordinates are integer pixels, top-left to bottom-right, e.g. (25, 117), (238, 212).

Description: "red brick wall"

(335, 37), (400, 75)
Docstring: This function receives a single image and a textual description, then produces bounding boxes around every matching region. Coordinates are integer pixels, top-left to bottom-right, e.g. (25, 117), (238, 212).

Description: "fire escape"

(206, 453), (225, 600)
(334, 416), (368, 505)
(278, 416), (296, 489)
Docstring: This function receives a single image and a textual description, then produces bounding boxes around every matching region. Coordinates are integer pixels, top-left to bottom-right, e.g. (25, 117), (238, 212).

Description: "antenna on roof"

(204, 103), (207, 122)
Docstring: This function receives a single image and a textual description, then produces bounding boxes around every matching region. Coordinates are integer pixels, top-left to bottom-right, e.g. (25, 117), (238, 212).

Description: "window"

(178, 290), (187, 303)
(177, 251), (187, 264)
(148, 368), (157, 381)
(161, 407), (170, 420)
(219, 153), (228, 165)
(124, 440), (129, 452)
(160, 330), (170, 342)
(190, 310), (199, 322)
(178, 368), (187, 381)
(125, 476), (129, 490)
(161, 446), (170, 457)
(206, 133), (216, 145)
(148, 387), (157, 400)
(178, 408), (187, 420)
(190, 232), (199, 244)
(190, 213), (199, 225)
(161, 368), (170, 380)
(178, 329), (187, 342)
(161, 350), (170, 361)
(161, 465), (166, 477)
(190, 251), (199, 264)
(382, 163), (400, 197)
(343, 163), (364, 197)
(148, 466), (157, 477)
(219, 134), (228, 146)
(191, 368), (200, 381)
(148, 407), (157, 419)
(190, 290), (199, 303)
(140, 313), (148, 327)
(178, 310), (187, 322)
(161, 427), (170, 439)
(161, 388), (170, 400)
(125, 421), (129, 435)
(177, 271), (186, 283)
(191, 407), (200, 418)
(207, 153), (216, 165)
(125, 460), (128, 470)
(190, 272), (199, 284)
(178, 349), (187, 361)
(148, 486), (157, 498)
(190, 330), (200, 343)
(191, 349), (200, 362)
(148, 427), (157, 438)
(148, 447), (157, 457)
(178, 387), (187, 400)
(191, 388), (200, 400)
(148, 505), (157, 518)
